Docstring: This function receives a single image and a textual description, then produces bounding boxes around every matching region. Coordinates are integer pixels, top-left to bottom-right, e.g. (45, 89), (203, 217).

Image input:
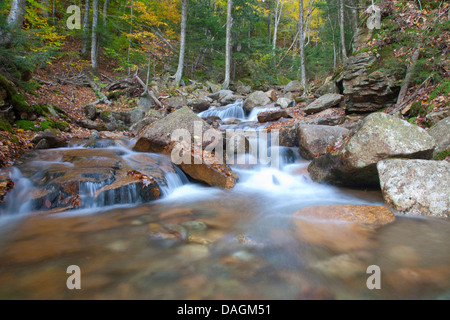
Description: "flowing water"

(0, 107), (449, 300)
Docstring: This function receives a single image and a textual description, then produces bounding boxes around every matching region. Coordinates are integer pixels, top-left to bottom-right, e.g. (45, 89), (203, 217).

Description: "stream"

(0, 103), (449, 300)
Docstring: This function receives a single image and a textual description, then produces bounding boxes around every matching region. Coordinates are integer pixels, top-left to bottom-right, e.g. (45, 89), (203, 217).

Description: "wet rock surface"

(308, 113), (436, 188)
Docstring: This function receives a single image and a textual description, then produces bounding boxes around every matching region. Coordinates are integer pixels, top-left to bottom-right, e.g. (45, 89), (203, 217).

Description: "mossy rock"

(0, 120), (13, 133)
(433, 149), (450, 161)
(16, 120), (39, 131)
(0, 74), (32, 114)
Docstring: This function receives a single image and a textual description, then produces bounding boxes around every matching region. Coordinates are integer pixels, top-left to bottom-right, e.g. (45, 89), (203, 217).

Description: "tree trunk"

(299, 0), (307, 92)
(272, 0), (285, 55)
(42, 0), (50, 19)
(223, 0), (233, 89)
(174, 0), (188, 86)
(350, 0), (359, 34)
(7, 0), (27, 30)
(91, 0), (99, 72)
(81, 0), (90, 55)
(103, 0), (109, 26)
(127, 0), (134, 75)
(339, 0), (347, 61)
(396, 46), (421, 106)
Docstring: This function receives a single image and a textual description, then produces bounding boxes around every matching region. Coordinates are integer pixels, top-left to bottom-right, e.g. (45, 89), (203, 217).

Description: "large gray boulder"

(284, 80), (302, 93)
(303, 94), (343, 115)
(134, 107), (212, 153)
(298, 125), (349, 160)
(428, 116), (450, 157)
(165, 95), (188, 110)
(243, 91), (271, 112)
(377, 159), (450, 217)
(308, 113), (436, 188)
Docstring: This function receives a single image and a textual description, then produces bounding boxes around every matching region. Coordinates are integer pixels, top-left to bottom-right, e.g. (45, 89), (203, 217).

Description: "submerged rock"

(377, 159), (450, 217)
(292, 205), (395, 253)
(13, 148), (171, 213)
(308, 113), (436, 188)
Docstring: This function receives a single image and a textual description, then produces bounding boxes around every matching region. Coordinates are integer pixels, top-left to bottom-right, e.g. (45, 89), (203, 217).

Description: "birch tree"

(174, 0), (188, 86)
(91, 0), (99, 71)
(103, 0), (109, 26)
(81, 0), (90, 55)
(299, 0), (307, 92)
(6, 0), (27, 30)
(272, 0), (285, 54)
(223, 0), (233, 89)
(339, 0), (347, 61)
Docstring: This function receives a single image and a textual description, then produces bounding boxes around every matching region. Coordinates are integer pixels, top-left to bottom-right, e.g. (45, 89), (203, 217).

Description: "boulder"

(377, 159), (450, 217)
(428, 116), (450, 156)
(32, 129), (67, 149)
(316, 78), (339, 96)
(308, 113), (436, 188)
(219, 94), (237, 106)
(343, 52), (400, 113)
(257, 109), (290, 123)
(133, 107), (238, 189)
(278, 123), (298, 147)
(209, 90), (233, 101)
(206, 81), (221, 93)
(276, 98), (293, 109)
(192, 100), (211, 113)
(243, 91), (271, 112)
(297, 125), (349, 160)
(165, 95), (188, 110)
(129, 110), (165, 135)
(137, 95), (154, 113)
(426, 109), (450, 125)
(266, 89), (278, 101)
(170, 141), (238, 189)
(292, 205), (395, 253)
(83, 104), (98, 120)
(134, 106), (214, 153)
(99, 109), (145, 131)
(284, 80), (303, 93)
(79, 119), (108, 131)
(236, 85), (251, 95)
(202, 116), (222, 129)
(303, 94), (343, 115)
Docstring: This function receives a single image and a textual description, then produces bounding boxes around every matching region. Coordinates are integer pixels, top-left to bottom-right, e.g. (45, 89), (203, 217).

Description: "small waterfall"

(79, 178), (143, 209)
(0, 168), (34, 216)
(198, 100), (246, 120)
(160, 166), (190, 197)
(247, 106), (279, 122)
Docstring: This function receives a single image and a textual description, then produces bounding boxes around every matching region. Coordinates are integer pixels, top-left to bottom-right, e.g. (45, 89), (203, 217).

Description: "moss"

(0, 120), (13, 133)
(433, 149), (450, 161)
(277, 75), (290, 86)
(39, 120), (70, 132)
(0, 74), (31, 113)
(16, 120), (39, 131)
